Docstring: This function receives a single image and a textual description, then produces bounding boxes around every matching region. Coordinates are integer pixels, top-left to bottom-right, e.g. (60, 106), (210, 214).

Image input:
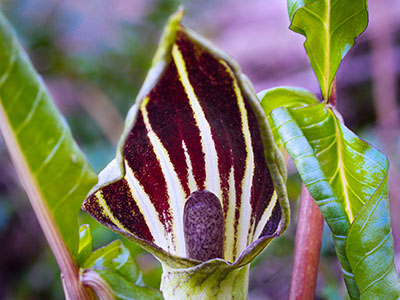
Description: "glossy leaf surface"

(81, 239), (163, 300)
(271, 104), (400, 299)
(287, 0), (368, 99)
(258, 86), (319, 146)
(258, 86), (319, 116)
(0, 12), (97, 257)
(77, 224), (93, 266)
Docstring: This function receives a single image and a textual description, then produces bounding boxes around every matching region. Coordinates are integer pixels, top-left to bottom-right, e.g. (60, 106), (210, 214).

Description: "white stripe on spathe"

(140, 98), (187, 257)
(172, 45), (221, 200)
(253, 192), (278, 241)
(124, 161), (170, 252)
(220, 60), (255, 254)
(224, 166), (237, 262)
(182, 140), (198, 193)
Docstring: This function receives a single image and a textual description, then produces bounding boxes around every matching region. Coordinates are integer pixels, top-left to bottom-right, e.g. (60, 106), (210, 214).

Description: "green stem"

(160, 263), (249, 299)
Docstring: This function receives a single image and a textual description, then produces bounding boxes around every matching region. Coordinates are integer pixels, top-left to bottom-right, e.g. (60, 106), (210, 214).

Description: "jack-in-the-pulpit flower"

(83, 9), (289, 299)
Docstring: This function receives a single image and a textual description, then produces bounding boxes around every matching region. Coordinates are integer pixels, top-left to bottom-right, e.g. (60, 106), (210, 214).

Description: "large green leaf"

(270, 104), (400, 299)
(287, 0), (368, 99)
(80, 238), (163, 300)
(0, 12), (97, 257)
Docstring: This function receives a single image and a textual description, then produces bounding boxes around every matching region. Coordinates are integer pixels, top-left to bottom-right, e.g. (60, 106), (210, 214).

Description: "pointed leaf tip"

(287, 0), (368, 99)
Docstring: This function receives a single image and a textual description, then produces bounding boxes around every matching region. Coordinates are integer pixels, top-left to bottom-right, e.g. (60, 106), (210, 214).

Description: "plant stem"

(289, 185), (324, 300)
(289, 77), (337, 299)
(160, 263), (250, 299)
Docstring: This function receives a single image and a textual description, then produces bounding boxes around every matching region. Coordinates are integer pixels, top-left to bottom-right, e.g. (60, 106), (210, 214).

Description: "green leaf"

(77, 224), (93, 266)
(82, 240), (143, 284)
(287, 0), (368, 99)
(258, 86), (319, 146)
(81, 239), (163, 300)
(347, 176), (400, 299)
(258, 86), (319, 116)
(270, 104), (400, 299)
(0, 12), (97, 257)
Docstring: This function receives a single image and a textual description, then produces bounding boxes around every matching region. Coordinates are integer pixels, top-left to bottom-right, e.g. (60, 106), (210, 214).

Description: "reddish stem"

(289, 185), (324, 300)
(289, 77), (337, 299)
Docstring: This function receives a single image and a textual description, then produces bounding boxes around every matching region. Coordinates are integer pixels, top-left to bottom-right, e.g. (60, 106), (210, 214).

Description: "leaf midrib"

(330, 110), (354, 223)
(302, 0), (331, 99)
(324, 0), (331, 100)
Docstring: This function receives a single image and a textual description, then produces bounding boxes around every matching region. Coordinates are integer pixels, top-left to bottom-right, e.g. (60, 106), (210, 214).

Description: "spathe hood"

(83, 7), (288, 277)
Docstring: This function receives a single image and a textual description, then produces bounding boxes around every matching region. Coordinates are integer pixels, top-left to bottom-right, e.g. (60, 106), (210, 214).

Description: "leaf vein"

(15, 87), (43, 134)
(302, 7), (326, 26)
(330, 9), (365, 38)
(35, 127), (66, 176)
(315, 135), (337, 156)
(0, 44), (18, 87)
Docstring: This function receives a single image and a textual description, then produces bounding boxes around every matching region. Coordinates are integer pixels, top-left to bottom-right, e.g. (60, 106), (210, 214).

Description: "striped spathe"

(83, 24), (282, 264)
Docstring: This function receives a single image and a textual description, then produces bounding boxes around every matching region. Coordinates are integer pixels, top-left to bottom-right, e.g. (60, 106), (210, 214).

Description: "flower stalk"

(161, 262), (250, 299)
